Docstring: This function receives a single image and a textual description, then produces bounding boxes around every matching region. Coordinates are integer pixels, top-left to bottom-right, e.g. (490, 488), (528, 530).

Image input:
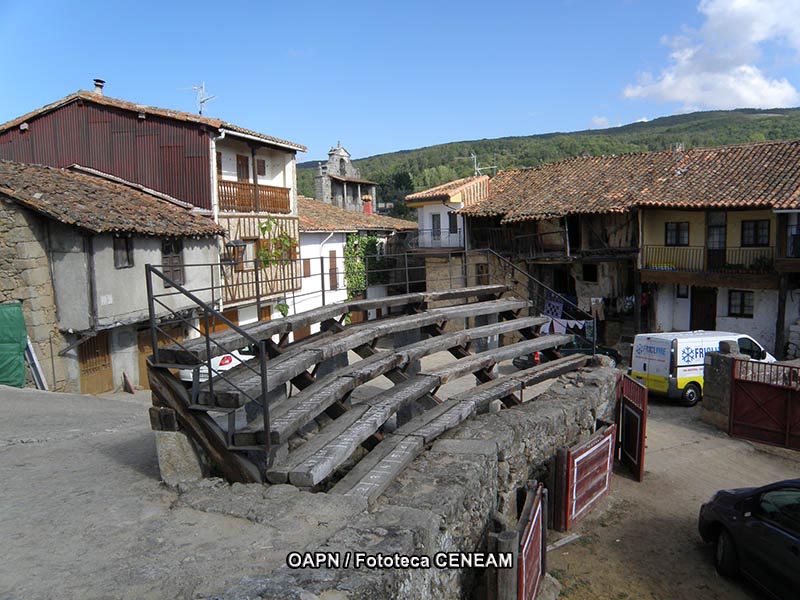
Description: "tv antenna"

(179, 82), (216, 115)
(471, 152), (497, 177)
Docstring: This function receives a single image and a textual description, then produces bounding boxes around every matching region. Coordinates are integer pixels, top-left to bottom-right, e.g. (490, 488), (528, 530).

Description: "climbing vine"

(256, 216), (298, 264)
(344, 234), (388, 299)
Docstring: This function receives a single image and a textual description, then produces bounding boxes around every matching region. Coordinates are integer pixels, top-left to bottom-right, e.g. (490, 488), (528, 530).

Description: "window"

(113, 236), (133, 269)
(339, 158), (347, 175)
(728, 290), (754, 318)
(329, 249), (338, 290)
(431, 213), (441, 241)
(303, 258), (312, 278)
(665, 222), (689, 246)
(676, 284), (689, 299)
(741, 220), (770, 247)
(755, 488), (800, 536)
(582, 264), (598, 282)
(737, 337), (763, 360)
(448, 212), (458, 234)
(236, 154), (249, 182)
(256, 159), (266, 177)
(161, 239), (184, 285)
(707, 211), (726, 249)
(235, 238), (258, 272)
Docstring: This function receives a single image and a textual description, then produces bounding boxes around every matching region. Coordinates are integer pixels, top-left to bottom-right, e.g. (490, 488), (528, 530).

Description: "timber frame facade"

(460, 139), (800, 358)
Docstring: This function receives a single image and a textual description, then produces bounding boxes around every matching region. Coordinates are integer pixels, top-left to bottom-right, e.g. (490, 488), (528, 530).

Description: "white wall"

(92, 235), (218, 329)
(415, 203), (464, 248)
(295, 231), (348, 333)
(717, 287), (779, 353)
(216, 139), (291, 189)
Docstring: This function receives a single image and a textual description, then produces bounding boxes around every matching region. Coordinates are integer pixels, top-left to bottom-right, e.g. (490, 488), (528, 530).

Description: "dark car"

(698, 479), (800, 600)
(512, 335), (622, 370)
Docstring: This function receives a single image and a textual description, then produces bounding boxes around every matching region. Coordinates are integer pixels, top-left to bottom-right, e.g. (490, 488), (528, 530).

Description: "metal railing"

(642, 245), (774, 273)
(406, 228), (465, 249)
(218, 180), (291, 213)
(145, 264), (271, 461)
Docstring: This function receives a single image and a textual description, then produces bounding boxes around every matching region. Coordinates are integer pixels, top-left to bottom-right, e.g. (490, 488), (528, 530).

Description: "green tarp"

(0, 302), (28, 388)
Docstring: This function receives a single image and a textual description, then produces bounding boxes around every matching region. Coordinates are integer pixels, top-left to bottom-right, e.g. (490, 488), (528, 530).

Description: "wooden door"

(79, 330), (114, 394)
(690, 287), (717, 331)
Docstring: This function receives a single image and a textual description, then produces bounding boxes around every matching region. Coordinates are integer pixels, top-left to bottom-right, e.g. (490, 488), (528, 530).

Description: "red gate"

(554, 424), (616, 531)
(731, 360), (800, 450)
(517, 482), (546, 600)
(617, 375), (648, 481)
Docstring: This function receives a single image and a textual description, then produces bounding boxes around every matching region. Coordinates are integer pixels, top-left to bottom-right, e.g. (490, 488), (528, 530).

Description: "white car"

(178, 345), (257, 386)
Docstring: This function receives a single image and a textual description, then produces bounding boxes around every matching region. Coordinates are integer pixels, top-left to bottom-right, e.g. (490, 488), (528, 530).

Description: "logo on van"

(681, 346), (718, 363)
(635, 344), (666, 357)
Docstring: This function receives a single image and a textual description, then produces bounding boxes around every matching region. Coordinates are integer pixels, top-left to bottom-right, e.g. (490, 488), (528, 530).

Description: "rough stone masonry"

(176, 364), (618, 600)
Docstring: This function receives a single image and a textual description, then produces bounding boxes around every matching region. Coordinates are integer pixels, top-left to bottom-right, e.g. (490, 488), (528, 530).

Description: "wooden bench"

(195, 298), (530, 408)
(157, 284), (510, 365)
(270, 335), (573, 487)
(233, 315), (549, 448)
(328, 354), (589, 503)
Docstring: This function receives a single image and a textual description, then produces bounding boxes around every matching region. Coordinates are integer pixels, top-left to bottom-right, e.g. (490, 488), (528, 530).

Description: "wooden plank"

(288, 375), (440, 486)
(266, 403), (371, 483)
(158, 286), (510, 364)
(329, 434), (424, 503)
(267, 376), (359, 445)
(405, 399), (479, 444)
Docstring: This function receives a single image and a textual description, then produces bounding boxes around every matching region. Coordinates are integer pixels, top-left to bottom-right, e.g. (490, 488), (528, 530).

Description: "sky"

(2, 0), (800, 162)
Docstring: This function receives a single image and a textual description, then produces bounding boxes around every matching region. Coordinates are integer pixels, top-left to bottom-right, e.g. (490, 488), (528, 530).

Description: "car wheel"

(607, 357), (617, 369)
(681, 382), (701, 407)
(714, 529), (739, 577)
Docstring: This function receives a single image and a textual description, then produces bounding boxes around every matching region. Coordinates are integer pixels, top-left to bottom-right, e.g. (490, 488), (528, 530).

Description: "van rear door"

(631, 336), (671, 393)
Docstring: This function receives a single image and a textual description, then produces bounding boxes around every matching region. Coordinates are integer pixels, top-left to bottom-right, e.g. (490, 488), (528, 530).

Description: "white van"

(630, 331), (776, 406)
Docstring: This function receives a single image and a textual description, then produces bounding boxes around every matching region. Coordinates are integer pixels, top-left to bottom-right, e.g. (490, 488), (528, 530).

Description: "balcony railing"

(642, 246), (774, 273)
(470, 228), (514, 255)
(407, 228), (464, 249)
(218, 180), (291, 213)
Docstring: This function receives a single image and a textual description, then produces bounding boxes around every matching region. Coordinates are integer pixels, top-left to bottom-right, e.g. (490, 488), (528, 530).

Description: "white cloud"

(636, 117), (649, 122)
(624, 0), (800, 109)
(590, 116), (610, 129)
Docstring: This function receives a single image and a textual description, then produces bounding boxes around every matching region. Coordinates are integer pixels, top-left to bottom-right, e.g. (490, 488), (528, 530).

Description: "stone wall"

(702, 342), (746, 431)
(0, 199), (73, 391)
(208, 365), (619, 599)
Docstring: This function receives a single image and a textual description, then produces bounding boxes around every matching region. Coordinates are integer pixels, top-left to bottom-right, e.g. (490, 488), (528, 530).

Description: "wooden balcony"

(218, 180), (291, 213)
(641, 245), (778, 287)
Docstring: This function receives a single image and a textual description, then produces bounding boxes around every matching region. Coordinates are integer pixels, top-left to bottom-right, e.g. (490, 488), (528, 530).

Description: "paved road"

(548, 397), (800, 600)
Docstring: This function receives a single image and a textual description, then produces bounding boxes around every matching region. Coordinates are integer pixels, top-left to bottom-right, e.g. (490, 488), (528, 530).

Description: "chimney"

(93, 78), (105, 96)
(362, 195), (373, 216)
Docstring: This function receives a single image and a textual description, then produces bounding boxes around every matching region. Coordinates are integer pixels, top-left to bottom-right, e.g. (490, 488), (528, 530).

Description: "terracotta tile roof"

(0, 91), (307, 153)
(0, 160), (223, 237)
(460, 139), (800, 223)
(406, 175), (489, 202)
(328, 173), (377, 185)
(297, 196), (417, 232)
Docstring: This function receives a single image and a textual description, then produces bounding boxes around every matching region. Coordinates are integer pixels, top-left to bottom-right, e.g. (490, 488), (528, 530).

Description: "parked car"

(698, 479), (800, 600)
(630, 331), (776, 406)
(512, 335), (622, 370)
(178, 345), (257, 386)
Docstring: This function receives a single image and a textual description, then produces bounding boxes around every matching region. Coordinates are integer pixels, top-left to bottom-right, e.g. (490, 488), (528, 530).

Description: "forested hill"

(297, 107), (800, 217)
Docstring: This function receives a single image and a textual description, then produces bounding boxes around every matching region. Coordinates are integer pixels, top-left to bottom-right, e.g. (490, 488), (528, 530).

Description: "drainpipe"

(85, 235), (98, 329)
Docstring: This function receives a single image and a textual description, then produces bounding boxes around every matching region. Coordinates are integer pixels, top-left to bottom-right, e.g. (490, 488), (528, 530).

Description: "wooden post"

(495, 530), (518, 600)
(776, 274), (788, 359)
(251, 146), (260, 212)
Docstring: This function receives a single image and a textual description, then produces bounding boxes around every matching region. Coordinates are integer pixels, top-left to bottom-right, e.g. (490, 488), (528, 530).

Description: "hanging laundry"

(591, 297), (605, 320)
(552, 319), (567, 334)
(544, 300), (563, 318)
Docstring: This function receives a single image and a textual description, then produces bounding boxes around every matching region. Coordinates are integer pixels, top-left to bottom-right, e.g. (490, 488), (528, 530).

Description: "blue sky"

(2, 0), (800, 161)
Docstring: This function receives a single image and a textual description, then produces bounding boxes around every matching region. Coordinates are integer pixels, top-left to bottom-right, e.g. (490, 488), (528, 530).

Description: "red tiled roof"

(297, 196), (417, 232)
(0, 91), (307, 153)
(461, 139), (800, 223)
(328, 173), (377, 185)
(406, 175), (489, 202)
(0, 160), (223, 237)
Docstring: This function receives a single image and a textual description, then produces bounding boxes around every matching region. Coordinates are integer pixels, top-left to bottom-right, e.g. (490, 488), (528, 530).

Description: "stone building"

(0, 160), (222, 394)
(314, 142), (382, 214)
